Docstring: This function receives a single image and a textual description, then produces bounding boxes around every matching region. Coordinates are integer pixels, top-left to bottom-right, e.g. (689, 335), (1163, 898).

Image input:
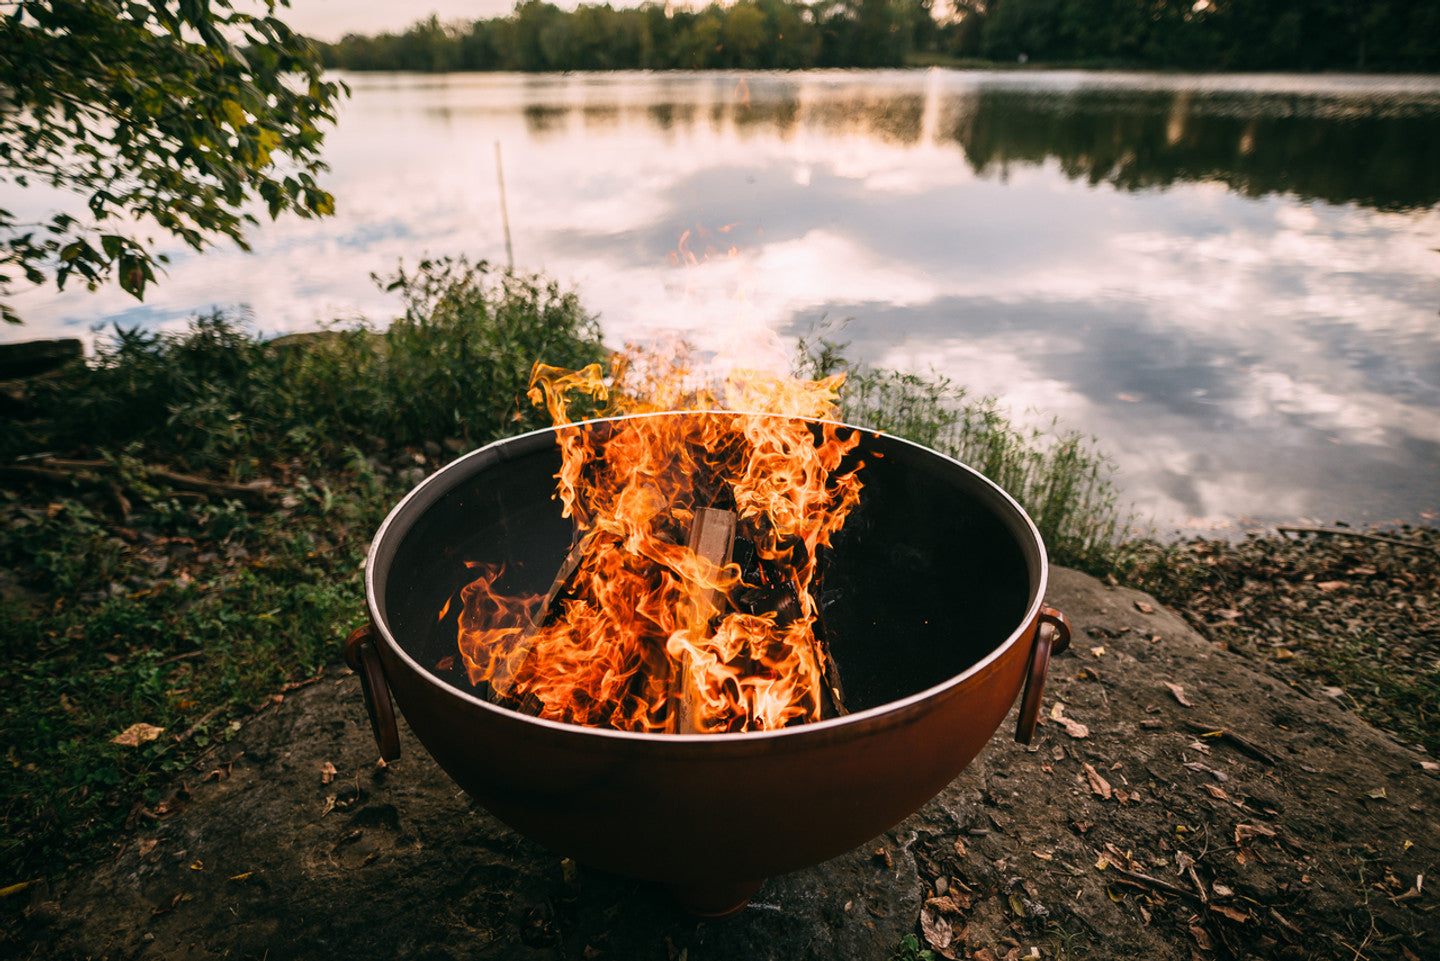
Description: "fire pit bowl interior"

(348, 412), (1069, 916)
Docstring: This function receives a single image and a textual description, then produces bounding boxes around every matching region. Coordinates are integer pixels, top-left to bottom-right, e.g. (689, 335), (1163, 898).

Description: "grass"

(1, 263), (1132, 886)
(0, 480), (385, 875)
(798, 335), (1133, 572)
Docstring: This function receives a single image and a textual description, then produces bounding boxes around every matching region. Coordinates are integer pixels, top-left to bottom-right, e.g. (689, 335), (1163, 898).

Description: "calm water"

(5, 69), (1439, 534)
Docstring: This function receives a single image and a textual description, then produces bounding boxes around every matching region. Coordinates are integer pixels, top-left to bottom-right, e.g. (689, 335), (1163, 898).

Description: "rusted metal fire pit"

(345, 412), (1070, 917)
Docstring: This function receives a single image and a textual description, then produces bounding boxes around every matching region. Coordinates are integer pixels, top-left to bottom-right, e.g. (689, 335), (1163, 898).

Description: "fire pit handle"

(343, 625), (402, 761)
(1014, 606), (1072, 745)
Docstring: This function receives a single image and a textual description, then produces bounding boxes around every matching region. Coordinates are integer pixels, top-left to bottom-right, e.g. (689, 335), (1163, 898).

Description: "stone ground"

(6, 566), (1438, 961)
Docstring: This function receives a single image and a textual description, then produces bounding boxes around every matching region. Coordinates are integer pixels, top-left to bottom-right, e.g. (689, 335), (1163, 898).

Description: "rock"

(0, 338), (83, 379)
(11, 566), (1440, 961)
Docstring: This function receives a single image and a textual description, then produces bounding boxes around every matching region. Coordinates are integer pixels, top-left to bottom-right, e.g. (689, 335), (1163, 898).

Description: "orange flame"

(453, 347), (864, 733)
(666, 223), (743, 268)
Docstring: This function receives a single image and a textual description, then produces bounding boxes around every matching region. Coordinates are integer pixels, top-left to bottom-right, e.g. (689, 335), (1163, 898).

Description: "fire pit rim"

(363, 409), (1050, 744)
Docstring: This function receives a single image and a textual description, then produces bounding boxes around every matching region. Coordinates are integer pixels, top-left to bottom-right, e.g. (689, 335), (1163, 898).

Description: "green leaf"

(0, 0), (345, 323)
(220, 98), (247, 130)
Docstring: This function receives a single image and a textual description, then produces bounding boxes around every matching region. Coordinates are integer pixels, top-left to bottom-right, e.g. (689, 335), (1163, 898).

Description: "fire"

(452, 347), (866, 733)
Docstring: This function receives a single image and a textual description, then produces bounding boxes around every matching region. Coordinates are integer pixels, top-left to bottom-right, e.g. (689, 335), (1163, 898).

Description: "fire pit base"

(667, 878), (764, 919)
(355, 415), (1072, 914)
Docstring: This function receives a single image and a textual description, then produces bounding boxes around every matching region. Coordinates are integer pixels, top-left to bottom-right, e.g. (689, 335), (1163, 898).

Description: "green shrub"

(14, 258), (608, 474)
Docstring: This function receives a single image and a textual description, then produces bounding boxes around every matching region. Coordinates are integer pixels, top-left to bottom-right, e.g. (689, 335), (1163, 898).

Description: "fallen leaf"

(1316, 580), (1349, 592)
(920, 905), (954, 951)
(1164, 682), (1194, 707)
(1134, 601), (1155, 614)
(925, 896), (963, 914)
(112, 723), (165, 747)
(320, 761), (338, 785)
(1008, 891), (1029, 918)
(1234, 823), (1277, 846)
(953, 837), (967, 858)
(1203, 783), (1230, 802)
(1366, 787), (1388, 800)
(1049, 703), (1089, 739)
(1083, 762), (1113, 800)
(137, 839), (158, 858)
(1090, 645), (1106, 657)
(1189, 923), (1213, 950)
(1420, 761), (1439, 772)
(1184, 761), (1229, 782)
(320, 794), (336, 818)
(1032, 850), (1053, 861)
(1211, 882), (1234, 897)
(1210, 904), (1249, 923)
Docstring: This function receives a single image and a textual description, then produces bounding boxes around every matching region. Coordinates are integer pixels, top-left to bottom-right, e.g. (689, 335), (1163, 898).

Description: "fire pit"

(345, 412), (1069, 916)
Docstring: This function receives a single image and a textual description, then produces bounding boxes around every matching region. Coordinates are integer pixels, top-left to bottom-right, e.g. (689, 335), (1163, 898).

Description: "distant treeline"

(316, 0), (1440, 74)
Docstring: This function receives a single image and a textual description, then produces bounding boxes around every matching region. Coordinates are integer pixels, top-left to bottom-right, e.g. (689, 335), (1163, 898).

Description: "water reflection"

(513, 71), (1440, 211)
(3, 70), (1436, 534)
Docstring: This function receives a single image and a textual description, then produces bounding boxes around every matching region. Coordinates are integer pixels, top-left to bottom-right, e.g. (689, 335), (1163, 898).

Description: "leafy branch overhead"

(0, 0), (347, 323)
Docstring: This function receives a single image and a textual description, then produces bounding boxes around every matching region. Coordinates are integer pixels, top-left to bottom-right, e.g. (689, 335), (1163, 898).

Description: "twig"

(495, 140), (514, 272)
(2, 458), (275, 506)
(1186, 862), (1209, 903)
(1105, 864), (1204, 902)
(1275, 525), (1440, 558)
(1184, 720), (1278, 766)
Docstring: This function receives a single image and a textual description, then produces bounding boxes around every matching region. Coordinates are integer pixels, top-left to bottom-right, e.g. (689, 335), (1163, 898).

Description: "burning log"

(812, 614), (850, 719)
(669, 507), (737, 734)
(733, 536), (849, 720)
(487, 528), (598, 705)
(451, 391), (869, 734)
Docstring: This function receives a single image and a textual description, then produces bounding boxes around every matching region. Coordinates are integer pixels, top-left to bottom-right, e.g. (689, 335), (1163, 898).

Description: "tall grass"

(797, 337), (1132, 572)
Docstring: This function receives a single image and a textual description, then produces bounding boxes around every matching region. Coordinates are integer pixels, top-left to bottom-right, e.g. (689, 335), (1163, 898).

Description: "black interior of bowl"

(380, 419), (1033, 714)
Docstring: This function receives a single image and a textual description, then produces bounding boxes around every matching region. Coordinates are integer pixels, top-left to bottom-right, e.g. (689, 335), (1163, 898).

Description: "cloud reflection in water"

(4, 70), (1437, 532)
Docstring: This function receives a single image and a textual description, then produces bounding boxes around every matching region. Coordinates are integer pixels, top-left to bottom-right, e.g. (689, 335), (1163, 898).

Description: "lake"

(4, 69), (1438, 535)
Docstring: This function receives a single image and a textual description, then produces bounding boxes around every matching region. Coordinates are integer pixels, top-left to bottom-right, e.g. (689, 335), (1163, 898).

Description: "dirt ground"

(4, 565), (1438, 961)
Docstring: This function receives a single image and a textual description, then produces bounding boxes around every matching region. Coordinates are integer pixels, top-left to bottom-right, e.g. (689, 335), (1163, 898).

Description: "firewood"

(812, 613), (850, 718)
(669, 507), (737, 734)
(487, 528), (597, 702)
(734, 532), (848, 720)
